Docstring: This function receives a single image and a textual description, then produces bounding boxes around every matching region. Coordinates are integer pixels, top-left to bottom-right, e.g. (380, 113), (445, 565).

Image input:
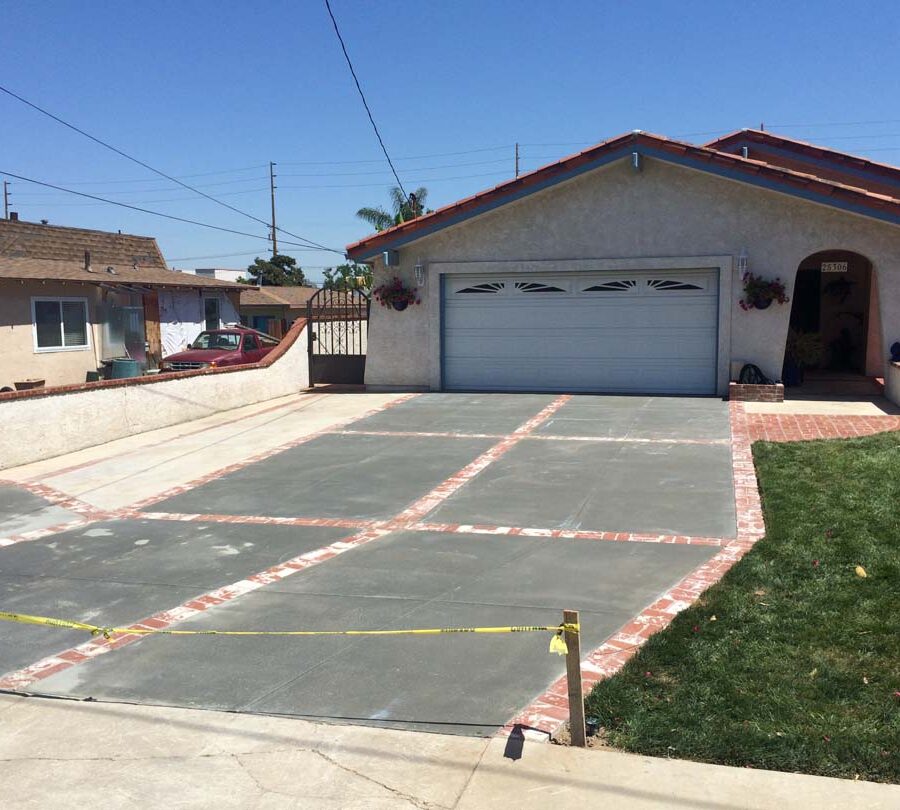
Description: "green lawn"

(584, 431), (900, 782)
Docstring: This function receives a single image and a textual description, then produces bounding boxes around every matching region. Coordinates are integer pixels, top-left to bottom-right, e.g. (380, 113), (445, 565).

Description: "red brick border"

(0, 526), (392, 691)
(0, 394), (571, 691)
(126, 393), (420, 511)
(502, 401), (766, 739)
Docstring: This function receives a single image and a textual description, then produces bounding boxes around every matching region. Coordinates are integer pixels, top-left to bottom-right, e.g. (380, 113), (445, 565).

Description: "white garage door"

(442, 270), (719, 394)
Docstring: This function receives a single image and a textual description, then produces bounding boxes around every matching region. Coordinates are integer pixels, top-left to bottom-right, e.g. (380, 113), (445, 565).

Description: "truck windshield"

(190, 332), (241, 350)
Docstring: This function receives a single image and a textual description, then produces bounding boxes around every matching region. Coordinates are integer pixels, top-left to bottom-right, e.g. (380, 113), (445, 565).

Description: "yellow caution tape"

(0, 611), (577, 655)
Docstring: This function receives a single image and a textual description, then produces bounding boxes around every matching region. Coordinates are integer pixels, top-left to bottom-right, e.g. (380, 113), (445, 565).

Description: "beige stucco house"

(0, 218), (246, 391)
(346, 130), (900, 402)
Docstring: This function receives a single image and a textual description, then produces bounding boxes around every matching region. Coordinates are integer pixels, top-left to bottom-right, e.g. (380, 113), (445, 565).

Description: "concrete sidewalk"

(0, 695), (896, 809)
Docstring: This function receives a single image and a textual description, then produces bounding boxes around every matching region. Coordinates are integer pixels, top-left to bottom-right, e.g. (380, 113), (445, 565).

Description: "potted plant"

(372, 276), (420, 311)
(783, 329), (823, 386)
(739, 273), (789, 311)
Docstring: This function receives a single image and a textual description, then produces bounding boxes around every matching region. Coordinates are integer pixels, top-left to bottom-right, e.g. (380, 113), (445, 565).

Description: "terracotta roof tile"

(346, 131), (900, 259)
(706, 129), (900, 195)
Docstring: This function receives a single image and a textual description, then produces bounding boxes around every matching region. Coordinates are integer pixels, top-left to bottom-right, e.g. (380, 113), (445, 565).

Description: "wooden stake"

(564, 609), (586, 747)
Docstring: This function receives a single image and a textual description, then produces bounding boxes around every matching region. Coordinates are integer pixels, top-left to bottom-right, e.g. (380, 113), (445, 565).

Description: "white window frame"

(31, 296), (92, 353)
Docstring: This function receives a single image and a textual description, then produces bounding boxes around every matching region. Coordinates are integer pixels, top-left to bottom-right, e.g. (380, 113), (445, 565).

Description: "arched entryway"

(783, 250), (883, 393)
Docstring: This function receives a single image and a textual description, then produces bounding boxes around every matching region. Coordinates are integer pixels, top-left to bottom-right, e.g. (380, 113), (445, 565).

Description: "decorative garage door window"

(514, 281), (566, 293)
(456, 281), (506, 294)
(453, 274), (709, 297)
(647, 278), (704, 291)
(582, 279), (638, 293)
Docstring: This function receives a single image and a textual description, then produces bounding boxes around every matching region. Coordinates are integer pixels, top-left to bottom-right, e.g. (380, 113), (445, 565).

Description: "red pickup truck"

(159, 326), (280, 372)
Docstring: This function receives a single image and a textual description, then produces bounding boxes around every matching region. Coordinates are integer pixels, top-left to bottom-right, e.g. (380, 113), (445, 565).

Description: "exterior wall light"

(737, 249), (749, 280)
(414, 259), (426, 287)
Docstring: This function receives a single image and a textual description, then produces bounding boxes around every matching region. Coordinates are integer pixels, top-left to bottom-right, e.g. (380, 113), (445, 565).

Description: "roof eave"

(346, 133), (900, 260)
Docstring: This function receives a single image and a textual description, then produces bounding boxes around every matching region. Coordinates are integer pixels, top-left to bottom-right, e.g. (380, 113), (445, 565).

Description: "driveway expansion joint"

(0, 393), (759, 740)
(500, 402), (766, 739)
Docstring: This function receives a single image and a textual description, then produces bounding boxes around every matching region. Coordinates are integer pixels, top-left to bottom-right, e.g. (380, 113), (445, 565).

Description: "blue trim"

(354, 146), (635, 259)
(353, 144), (900, 260)
(639, 146), (900, 228)
(724, 139), (900, 191)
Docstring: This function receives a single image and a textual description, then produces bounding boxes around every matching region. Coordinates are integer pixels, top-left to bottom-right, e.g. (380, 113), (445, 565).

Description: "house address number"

(821, 261), (849, 273)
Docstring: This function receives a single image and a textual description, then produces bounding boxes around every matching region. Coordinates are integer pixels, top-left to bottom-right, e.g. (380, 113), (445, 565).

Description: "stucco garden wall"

(0, 320), (309, 470)
(364, 157), (900, 393)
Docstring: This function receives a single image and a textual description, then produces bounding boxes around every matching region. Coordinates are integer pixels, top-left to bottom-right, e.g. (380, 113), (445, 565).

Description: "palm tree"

(356, 186), (429, 231)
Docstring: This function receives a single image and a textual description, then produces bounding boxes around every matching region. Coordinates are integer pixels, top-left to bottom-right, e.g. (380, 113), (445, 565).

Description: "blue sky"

(2, 0), (899, 283)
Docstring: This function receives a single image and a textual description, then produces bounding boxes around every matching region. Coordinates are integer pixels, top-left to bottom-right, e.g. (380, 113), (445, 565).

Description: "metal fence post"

(564, 609), (586, 747)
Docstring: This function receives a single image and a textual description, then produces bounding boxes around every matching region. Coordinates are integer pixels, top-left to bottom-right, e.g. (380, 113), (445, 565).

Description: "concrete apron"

(1, 392), (737, 738)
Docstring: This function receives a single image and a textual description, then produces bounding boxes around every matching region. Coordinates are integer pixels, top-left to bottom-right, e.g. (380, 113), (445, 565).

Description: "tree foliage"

(356, 186), (430, 232)
(243, 254), (308, 286)
(322, 263), (373, 291)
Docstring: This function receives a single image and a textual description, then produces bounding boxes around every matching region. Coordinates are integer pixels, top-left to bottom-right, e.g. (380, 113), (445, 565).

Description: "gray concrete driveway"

(0, 394), (736, 736)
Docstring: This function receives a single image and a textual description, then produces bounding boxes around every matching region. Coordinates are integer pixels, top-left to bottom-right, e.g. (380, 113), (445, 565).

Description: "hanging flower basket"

(739, 273), (789, 311)
(372, 277), (420, 311)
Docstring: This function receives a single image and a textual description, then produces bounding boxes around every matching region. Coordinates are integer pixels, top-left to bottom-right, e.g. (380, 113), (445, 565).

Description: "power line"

(14, 188), (271, 207)
(767, 117), (900, 129)
(15, 176), (270, 196)
(279, 144), (513, 165)
(279, 156), (513, 177)
(278, 170), (512, 190)
(323, 0), (409, 202)
(169, 250), (274, 262)
(39, 165), (270, 186)
(0, 169), (343, 253)
(18, 157), (515, 197)
(0, 84), (336, 253)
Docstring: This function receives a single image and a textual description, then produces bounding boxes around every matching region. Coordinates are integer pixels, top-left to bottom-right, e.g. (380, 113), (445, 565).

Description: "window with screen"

(32, 298), (90, 351)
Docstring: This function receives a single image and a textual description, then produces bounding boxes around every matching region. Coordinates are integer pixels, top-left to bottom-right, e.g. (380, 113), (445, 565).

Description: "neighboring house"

(0, 217), (245, 390)
(177, 267), (246, 284)
(239, 285), (318, 337)
(347, 129), (900, 400)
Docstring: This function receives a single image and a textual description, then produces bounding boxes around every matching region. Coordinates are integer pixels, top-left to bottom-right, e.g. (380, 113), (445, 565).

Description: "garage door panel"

(444, 330), (718, 361)
(444, 358), (715, 394)
(442, 270), (719, 395)
(445, 300), (716, 331)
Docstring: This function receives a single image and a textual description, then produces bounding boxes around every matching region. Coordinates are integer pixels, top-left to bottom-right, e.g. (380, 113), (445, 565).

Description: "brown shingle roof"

(239, 286), (319, 307)
(0, 219), (247, 289)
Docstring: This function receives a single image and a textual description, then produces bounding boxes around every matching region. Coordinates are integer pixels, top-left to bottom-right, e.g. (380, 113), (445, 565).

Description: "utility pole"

(269, 161), (278, 258)
(515, 143), (520, 178)
(2, 181), (8, 219)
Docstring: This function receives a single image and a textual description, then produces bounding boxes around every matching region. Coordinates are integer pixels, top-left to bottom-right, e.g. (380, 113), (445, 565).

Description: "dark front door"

(307, 288), (369, 384)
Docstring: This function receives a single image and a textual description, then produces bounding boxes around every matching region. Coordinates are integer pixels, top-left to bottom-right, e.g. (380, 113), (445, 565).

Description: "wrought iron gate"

(307, 287), (369, 385)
